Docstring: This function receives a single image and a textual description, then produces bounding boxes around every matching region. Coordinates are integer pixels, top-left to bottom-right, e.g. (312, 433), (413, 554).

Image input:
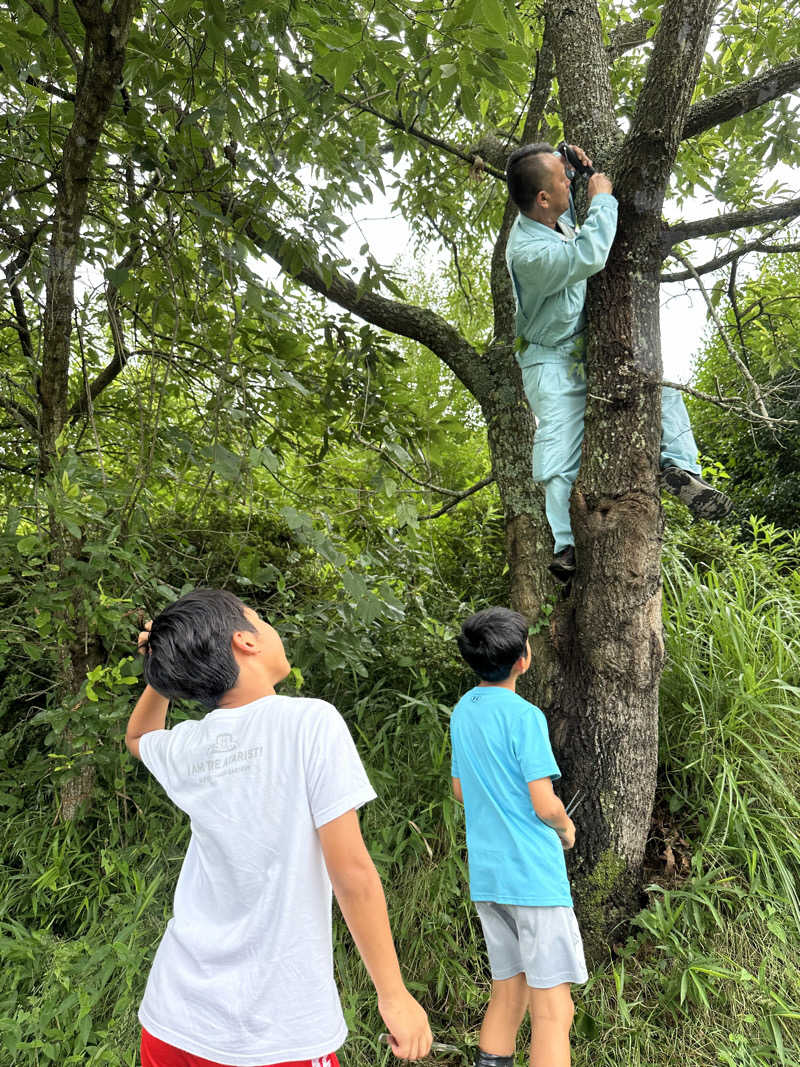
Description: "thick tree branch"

(664, 197), (800, 249)
(682, 57), (800, 140)
(617, 0), (715, 199)
(334, 86), (507, 180)
(37, 0), (139, 472)
(491, 25), (557, 345)
(9, 283), (35, 364)
(661, 225), (800, 281)
(0, 395), (38, 434)
(21, 73), (76, 102)
(547, 0), (620, 159)
(222, 197), (486, 400)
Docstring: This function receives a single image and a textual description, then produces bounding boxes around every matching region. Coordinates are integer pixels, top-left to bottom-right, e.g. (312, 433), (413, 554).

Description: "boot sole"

(661, 467), (733, 520)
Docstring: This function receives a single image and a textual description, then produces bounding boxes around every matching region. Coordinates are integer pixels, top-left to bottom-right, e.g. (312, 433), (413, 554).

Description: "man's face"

(542, 153), (571, 216)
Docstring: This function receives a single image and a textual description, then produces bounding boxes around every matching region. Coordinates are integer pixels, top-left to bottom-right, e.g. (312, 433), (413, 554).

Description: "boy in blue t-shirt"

(450, 607), (587, 1067)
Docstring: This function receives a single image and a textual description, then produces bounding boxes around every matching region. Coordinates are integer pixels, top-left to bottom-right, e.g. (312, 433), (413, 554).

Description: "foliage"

(689, 251), (800, 529)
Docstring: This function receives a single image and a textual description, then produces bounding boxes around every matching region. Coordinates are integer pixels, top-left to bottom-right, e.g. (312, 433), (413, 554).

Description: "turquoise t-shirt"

(450, 685), (572, 906)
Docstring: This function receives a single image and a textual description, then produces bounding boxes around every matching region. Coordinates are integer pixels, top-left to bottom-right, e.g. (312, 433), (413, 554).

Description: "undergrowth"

(2, 522), (799, 1067)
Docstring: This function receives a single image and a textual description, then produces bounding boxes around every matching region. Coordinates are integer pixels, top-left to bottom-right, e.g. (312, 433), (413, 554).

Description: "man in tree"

(505, 143), (733, 582)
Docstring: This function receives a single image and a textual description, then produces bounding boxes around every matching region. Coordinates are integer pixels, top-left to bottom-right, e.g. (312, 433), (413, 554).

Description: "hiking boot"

(660, 466), (733, 520)
(548, 545), (576, 583)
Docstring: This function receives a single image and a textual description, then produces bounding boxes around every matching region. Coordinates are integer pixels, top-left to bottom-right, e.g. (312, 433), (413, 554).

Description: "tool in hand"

(558, 142), (595, 178)
(565, 789), (583, 817)
(379, 1034), (462, 1056)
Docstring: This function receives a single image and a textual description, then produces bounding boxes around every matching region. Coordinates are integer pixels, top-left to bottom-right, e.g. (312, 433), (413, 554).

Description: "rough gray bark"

(38, 0), (139, 474)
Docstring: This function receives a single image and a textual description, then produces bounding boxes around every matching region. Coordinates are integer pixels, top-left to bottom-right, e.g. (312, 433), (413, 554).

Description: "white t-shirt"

(138, 694), (376, 1066)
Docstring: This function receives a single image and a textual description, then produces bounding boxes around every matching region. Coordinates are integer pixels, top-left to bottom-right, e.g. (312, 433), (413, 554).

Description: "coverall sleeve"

(512, 194), (618, 298)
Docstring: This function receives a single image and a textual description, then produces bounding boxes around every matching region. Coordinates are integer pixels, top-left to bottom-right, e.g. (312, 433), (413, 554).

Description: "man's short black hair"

(457, 607), (529, 682)
(506, 142), (556, 212)
(142, 588), (257, 709)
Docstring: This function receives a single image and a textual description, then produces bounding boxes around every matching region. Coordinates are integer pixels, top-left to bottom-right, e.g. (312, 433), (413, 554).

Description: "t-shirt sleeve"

(451, 743), (460, 779)
(305, 702), (377, 828)
(139, 727), (180, 800)
(513, 706), (561, 783)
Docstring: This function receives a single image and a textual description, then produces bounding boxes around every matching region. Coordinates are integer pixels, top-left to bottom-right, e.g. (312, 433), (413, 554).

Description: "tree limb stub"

(664, 197), (800, 250)
(682, 57), (800, 140)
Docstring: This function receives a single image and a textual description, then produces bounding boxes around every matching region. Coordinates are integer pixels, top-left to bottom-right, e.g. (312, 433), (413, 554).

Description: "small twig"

(354, 432), (462, 496)
(673, 251), (770, 420)
(419, 476), (495, 520)
(659, 378), (796, 427)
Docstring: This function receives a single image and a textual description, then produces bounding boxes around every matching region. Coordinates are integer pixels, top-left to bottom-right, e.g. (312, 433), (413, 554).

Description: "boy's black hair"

(506, 142), (556, 212)
(457, 607), (529, 682)
(142, 588), (257, 709)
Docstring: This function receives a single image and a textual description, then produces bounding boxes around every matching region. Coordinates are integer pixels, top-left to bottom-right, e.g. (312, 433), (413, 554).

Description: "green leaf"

(476, 0), (507, 36)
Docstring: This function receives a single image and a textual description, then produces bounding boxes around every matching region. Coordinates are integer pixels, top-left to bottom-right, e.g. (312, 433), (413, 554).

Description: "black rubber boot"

(474, 1050), (514, 1067)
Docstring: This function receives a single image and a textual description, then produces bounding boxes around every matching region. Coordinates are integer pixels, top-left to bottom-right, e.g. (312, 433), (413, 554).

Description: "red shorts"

(141, 1028), (341, 1067)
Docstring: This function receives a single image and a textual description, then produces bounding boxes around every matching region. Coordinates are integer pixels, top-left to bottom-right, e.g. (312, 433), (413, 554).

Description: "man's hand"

(557, 818), (576, 851)
(378, 990), (433, 1060)
(588, 172), (613, 198)
(567, 143), (593, 171)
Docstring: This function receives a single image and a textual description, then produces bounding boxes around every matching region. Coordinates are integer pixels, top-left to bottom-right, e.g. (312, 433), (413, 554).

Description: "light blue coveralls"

(505, 191), (701, 554)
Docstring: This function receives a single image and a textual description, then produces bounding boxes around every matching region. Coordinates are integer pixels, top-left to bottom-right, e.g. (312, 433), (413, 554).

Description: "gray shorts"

(475, 901), (588, 989)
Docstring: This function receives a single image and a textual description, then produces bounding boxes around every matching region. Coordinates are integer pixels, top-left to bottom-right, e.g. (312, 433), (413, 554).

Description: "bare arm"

(451, 777), (463, 803)
(528, 778), (575, 849)
(125, 684), (169, 760)
(318, 810), (432, 1059)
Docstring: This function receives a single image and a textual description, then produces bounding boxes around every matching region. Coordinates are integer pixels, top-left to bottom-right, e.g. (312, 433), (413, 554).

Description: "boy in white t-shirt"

(126, 588), (432, 1067)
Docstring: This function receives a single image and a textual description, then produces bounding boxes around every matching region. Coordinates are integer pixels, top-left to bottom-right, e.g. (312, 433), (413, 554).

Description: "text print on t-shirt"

(186, 732), (265, 783)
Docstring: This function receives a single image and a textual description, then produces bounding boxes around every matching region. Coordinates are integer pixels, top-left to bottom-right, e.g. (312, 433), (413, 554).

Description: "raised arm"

(317, 809), (432, 1059)
(511, 192), (618, 298)
(125, 684), (169, 760)
(125, 621), (168, 760)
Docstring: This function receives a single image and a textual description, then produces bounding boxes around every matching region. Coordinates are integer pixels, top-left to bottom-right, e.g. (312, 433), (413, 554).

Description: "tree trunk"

(538, 0), (718, 950)
(32, 0), (140, 819)
(38, 0), (139, 474)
